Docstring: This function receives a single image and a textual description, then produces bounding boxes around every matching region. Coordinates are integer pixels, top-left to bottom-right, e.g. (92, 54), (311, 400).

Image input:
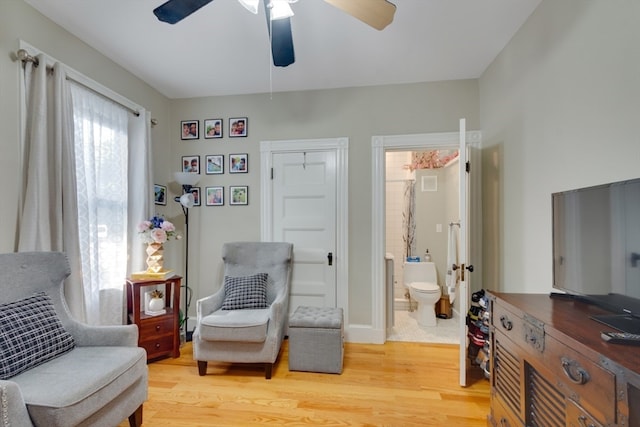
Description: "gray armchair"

(0, 252), (147, 427)
(193, 242), (293, 379)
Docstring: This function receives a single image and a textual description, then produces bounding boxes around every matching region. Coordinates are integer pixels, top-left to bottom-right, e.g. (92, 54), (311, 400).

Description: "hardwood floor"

(119, 340), (490, 426)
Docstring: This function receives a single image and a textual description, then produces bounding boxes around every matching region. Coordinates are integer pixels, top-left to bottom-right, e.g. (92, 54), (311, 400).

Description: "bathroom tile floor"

(387, 309), (460, 344)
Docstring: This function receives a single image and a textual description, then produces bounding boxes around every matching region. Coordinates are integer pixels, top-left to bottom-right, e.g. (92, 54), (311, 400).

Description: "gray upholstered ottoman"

(288, 306), (344, 374)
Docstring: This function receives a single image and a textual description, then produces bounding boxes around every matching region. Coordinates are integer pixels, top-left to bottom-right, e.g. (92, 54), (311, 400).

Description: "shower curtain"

(402, 180), (416, 259)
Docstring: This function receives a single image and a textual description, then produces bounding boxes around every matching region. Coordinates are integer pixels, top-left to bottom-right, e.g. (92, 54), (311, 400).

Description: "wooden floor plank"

(119, 340), (490, 426)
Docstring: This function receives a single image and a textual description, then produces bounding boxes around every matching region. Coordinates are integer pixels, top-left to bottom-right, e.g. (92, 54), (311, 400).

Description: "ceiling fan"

(153, 0), (396, 67)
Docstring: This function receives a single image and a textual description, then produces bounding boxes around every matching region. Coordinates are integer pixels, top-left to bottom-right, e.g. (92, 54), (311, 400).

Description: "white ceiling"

(23, 0), (541, 99)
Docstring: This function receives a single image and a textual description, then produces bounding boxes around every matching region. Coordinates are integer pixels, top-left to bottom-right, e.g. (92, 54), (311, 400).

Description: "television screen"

(552, 177), (640, 331)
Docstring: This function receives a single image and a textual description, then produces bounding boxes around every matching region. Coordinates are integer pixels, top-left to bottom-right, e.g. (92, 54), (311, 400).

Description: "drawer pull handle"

(499, 417), (510, 427)
(499, 315), (513, 331)
(155, 343), (161, 349)
(561, 357), (590, 385)
(577, 415), (596, 427)
(155, 325), (161, 331)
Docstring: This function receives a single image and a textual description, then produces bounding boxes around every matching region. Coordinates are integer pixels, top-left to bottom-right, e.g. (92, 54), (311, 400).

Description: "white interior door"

(458, 118), (471, 387)
(272, 151), (337, 309)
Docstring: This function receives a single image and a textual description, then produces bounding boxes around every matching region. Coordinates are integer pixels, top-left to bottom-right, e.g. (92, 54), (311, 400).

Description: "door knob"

(327, 252), (333, 266)
(452, 264), (474, 272)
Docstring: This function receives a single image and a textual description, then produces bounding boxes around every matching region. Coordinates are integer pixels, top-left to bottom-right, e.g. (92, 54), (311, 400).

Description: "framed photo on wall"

(190, 187), (201, 206)
(154, 184), (167, 205)
(229, 117), (247, 137)
(181, 155), (200, 174)
(205, 155), (224, 175)
(230, 186), (248, 205)
(204, 119), (223, 139)
(229, 153), (248, 173)
(181, 120), (199, 140)
(206, 186), (224, 206)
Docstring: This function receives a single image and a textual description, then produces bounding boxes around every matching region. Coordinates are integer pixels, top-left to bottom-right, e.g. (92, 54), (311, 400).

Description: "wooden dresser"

(488, 292), (640, 427)
(125, 276), (181, 361)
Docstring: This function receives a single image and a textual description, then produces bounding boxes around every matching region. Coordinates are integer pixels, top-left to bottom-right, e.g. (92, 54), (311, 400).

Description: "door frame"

(371, 131), (481, 344)
(260, 137), (349, 317)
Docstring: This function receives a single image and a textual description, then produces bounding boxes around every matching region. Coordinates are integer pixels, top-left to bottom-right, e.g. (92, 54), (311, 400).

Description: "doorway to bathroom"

(385, 149), (461, 343)
(372, 126), (482, 386)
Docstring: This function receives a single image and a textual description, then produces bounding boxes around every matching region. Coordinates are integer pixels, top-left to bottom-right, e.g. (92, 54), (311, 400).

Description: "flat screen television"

(552, 177), (640, 333)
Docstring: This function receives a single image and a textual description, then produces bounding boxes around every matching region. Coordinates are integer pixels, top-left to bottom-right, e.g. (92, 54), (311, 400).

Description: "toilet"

(403, 262), (442, 327)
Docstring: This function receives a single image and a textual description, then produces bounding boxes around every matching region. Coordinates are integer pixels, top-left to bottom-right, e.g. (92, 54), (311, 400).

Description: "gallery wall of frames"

(154, 117), (251, 207)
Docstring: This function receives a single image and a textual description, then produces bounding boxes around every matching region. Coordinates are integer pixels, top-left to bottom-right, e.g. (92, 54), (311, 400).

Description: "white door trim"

(260, 137), (349, 323)
(371, 131), (481, 344)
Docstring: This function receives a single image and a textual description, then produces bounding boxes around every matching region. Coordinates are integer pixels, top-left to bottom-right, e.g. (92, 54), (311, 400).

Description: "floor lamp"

(174, 172), (200, 342)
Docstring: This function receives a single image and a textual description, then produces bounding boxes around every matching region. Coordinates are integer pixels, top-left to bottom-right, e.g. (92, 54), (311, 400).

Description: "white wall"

(385, 151), (413, 302)
(415, 160), (459, 287)
(479, 0), (640, 293)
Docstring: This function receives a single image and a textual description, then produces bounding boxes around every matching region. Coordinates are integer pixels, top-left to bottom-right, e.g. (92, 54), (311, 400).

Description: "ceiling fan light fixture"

(238, 0), (259, 14)
(269, 0), (294, 20)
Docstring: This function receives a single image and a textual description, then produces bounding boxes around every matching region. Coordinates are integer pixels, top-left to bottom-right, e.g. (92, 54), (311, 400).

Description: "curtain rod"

(15, 48), (158, 126)
(16, 48), (39, 66)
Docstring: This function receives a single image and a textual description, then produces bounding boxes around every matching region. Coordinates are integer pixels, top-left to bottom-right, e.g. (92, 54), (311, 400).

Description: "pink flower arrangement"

(404, 150), (459, 171)
(138, 215), (181, 244)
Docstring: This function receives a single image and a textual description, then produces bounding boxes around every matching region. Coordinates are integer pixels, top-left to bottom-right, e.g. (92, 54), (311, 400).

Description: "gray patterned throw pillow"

(221, 273), (269, 310)
(0, 292), (75, 380)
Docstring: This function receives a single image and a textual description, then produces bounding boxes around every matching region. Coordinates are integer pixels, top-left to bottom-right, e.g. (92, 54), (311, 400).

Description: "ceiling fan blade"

(323, 0), (396, 30)
(153, 0), (215, 24)
(263, 0), (295, 67)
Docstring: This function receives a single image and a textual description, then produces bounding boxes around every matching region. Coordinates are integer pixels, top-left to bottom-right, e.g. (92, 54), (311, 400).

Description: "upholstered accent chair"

(193, 241), (293, 379)
(0, 252), (147, 427)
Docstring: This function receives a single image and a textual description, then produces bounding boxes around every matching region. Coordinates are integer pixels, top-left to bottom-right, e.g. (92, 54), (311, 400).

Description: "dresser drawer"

(492, 298), (546, 355)
(140, 315), (175, 336)
(140, 334), (175, 359)
(489, 394), (522, 427)
(491, 299), (526, 346)
(543, 334), (615, 424)
(566, 398), (604, 427)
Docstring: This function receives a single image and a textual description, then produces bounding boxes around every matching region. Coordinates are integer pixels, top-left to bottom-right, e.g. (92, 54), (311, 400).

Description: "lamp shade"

(178, 193), (195, 208)
(174, 172), (200, 187)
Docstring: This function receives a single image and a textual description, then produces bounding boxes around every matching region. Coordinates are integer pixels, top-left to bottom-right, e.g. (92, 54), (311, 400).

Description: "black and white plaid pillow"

(0, 292), (75, 380)
(221, 273), (269, 310)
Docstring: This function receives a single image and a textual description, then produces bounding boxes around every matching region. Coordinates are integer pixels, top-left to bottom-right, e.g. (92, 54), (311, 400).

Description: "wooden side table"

(125, 276), (181, 361)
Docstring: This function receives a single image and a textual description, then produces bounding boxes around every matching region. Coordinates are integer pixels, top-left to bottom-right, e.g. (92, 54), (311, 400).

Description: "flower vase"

(146, 242), (165, 273)
(148, 297), (164, 312)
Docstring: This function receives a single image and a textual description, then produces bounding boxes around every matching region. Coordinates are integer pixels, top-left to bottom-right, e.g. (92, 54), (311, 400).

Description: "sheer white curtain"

(70, 84), (129, 325)
(19, 50), (153, 325)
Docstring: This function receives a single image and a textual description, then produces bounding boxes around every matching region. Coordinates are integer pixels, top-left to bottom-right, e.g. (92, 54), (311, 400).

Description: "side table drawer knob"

(155, 343), (161, 349)
(155, 325), (161, 331)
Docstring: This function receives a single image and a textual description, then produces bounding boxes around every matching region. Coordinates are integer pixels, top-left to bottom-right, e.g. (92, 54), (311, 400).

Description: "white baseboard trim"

(345, 323), (384, 344)
(345, 306), (464, 345)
